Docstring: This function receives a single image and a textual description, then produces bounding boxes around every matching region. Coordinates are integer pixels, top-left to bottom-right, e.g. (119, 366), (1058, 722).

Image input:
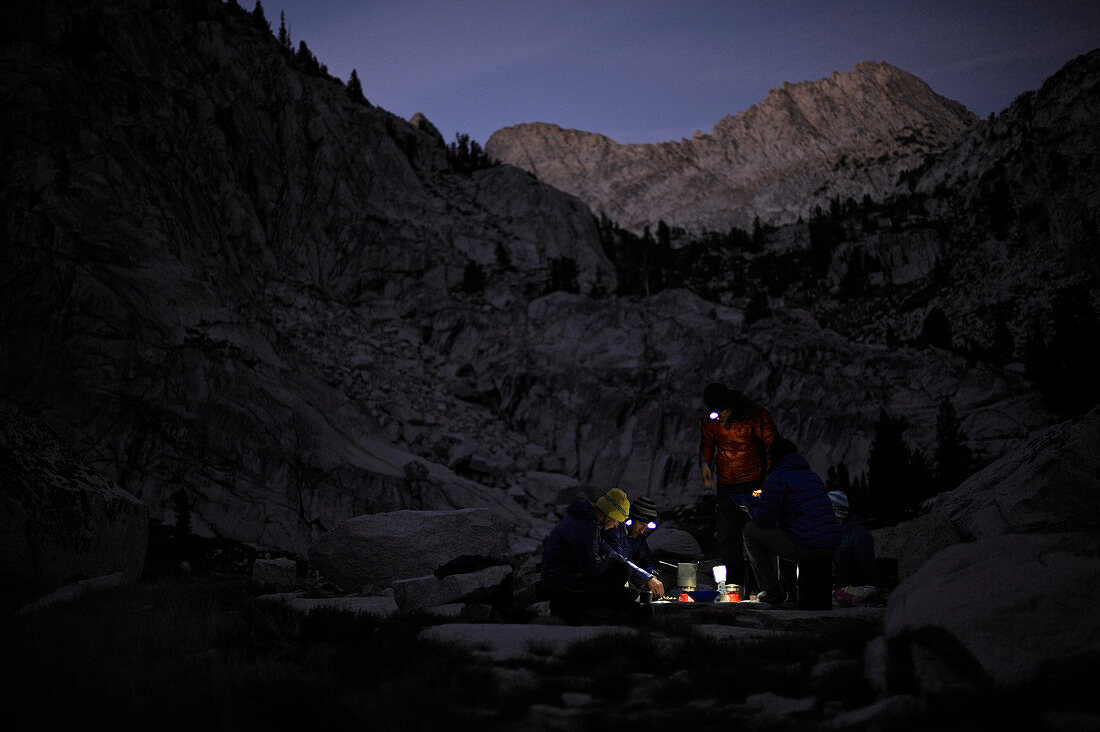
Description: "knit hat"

(703, 383), (729, 411)
(594, 488), (630, 523)
(828, 490), (849, 518)
(629, 496), (658, 522)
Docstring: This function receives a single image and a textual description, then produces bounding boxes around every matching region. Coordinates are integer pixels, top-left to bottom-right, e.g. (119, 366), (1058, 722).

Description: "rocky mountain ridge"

(486, 61), (977, 233)
(2, 0), (1092, 581)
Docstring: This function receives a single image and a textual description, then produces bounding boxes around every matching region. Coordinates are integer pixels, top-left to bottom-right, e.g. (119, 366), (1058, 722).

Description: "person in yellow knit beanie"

(541, 488), (663, 623)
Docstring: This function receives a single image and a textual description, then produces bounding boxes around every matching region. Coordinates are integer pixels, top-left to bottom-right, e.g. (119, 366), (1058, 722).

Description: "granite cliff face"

(801, 49), (1100, 376)
(486, 62), (977, 233)
(1, 0), (609, 558)
(1, 0), (1090, 571)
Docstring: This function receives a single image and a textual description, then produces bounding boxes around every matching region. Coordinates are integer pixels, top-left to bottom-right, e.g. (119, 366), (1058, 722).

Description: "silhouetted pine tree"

(252, 1), (269, 30)
(839, 248), (870, 299)
(1023, 324), (1049, 386)
(867, 409), (914, 525)
(808, 205), (844, 276)
(1029, 285), (1100, 415)
(933, 396), (973, 494)
(277, 11), (290, 51)
(295, 40), (322, 75)
(547, 257), (579, 293)
(750, 217), (766, 253)
(640, 226), (655, 296)
(655, 220), (676, 290)
(847, 472), (871, 519)
(919, 306), (952, 349)
(173, 489), (192, 536)
(597, 216), (643, 296)
(826, 463), (852, 493)
(908, 447), (934, 506)
(347, 69), (368, 104)
(743, 289), (770, 324)
(989, 313), (1015, 365)
(460, 261), (487, 293)
(446, 133), (496, 173)
(494, 241), (512, 268)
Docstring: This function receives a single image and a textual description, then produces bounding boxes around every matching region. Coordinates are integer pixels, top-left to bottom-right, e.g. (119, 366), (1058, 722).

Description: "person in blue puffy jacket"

(541, 489), (663, 622)
(743, 439), (840, 604)
(601, 495), (660, 579)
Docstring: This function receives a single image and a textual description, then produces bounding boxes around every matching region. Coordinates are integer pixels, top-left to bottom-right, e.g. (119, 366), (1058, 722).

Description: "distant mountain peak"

(488, 62), (976, 233)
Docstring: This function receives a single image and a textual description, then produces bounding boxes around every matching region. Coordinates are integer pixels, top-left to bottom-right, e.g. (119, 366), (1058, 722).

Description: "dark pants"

(743, 521), (837, 594)
(546, 563), (638, 624)
(715, 480), (762, 586)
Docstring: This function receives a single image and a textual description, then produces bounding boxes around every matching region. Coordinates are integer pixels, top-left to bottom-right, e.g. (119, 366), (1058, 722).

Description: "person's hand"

(647, 576), (664, 599)
(701, 464), (714, 488)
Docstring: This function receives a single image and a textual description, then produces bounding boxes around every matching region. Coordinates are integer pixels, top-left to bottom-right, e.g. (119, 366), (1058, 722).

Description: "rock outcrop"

(870, 407), (1100, 699)
(0, 0), (607, 555)
(0, 404), (148, 591)
(307, 508), (506, 590)
(392, 563), (513, 611)
(874, 404), (1100, 579)
(883, 531), (1100, 696)
(486, 62), (977, 233)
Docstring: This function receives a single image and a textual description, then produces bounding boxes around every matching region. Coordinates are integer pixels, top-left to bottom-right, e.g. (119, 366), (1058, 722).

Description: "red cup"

(678, 592), (694, 602)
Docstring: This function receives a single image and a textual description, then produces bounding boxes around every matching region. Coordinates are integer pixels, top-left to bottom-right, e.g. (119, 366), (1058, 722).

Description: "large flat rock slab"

(884, 531), (1100, 694)
(257, 592), (400, 619)
(420, 623), (639, 662)
(308, 508), (505, 590)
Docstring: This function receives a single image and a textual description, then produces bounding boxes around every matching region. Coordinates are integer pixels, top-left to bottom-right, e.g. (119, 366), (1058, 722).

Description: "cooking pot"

(677, 562), (699, 591)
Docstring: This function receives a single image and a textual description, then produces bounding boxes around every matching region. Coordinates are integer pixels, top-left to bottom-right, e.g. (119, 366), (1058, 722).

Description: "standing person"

(829, 490), (878, 588)
(699, 383), (779, 593)
(743, 439), (841, 604)
(601, 496), (662, 594)
(541, 488), (663, 623)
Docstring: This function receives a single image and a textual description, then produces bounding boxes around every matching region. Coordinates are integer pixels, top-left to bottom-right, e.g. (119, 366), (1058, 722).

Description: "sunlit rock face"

(487, 62), (977, 234)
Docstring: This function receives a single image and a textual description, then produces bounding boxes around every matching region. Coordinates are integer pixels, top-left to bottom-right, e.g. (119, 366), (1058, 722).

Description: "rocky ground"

(8, 568), (1093, 732)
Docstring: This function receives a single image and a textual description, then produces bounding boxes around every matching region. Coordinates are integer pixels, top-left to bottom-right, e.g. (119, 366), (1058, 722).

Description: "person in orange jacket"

(699, 383), (779, 593)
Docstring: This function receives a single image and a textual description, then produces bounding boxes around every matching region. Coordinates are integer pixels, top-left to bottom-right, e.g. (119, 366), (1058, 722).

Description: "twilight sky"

(266, 0), (1099, 146)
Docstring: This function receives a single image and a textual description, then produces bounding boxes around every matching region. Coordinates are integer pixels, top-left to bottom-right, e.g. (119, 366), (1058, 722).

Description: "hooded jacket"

(541, 499), (652, 590)
(749, 452), (840, 549)
(699, 393), (780, 485)
(834, 515), (877, 587)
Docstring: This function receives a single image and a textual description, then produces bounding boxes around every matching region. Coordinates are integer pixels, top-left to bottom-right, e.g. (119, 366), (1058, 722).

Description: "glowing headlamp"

(709, 411), (720, 420)
(624, 518), (658, 530)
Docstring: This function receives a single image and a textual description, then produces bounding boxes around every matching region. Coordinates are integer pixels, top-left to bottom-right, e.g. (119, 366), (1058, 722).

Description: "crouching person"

(828, 490), (878, 588)
(743, 439), (840, 605)
(601, 495), (661, 585)
(541, 488), (664, 623)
